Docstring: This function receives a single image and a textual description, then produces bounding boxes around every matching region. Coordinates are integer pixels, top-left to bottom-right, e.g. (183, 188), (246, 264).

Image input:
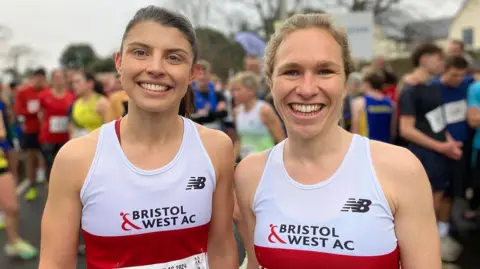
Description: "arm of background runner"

(234, 152), (267, 269)
(67, 104), (75, 139)
(372, 142), (441, 269)
(398, 89), (444, 152)
(467, 84), (480, 128)
(390, 103), (398, 142)
(38, 139), (90, 268)
(260, 103), (286, 143)
(202, 129), (238, 268)
(350, 97), (364, 135)
(95, 96), (110, 123)
(233, 107), (241, 160)
(0, 110), (7, 140)
(106, 93), (122, 122)
(13, 90), (27, 116)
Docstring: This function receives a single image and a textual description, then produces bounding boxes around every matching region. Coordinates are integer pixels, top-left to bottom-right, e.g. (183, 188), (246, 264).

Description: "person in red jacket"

(38, 70), (75, 184)
(14, 68), (47, 201)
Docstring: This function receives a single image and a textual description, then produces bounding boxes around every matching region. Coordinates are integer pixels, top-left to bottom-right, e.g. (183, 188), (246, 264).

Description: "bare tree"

(7, 45), (32, 79)
(164, 0), (213, 27)
(336, 0), (400, 16)
(229, 0), (310, 38)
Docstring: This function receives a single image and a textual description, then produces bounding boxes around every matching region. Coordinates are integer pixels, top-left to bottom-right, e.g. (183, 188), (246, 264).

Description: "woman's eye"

(133, 49), (148, 57)
(168, 54), (182, 62)
(319, 69), (334, 75)
(284, 70), (299, 76)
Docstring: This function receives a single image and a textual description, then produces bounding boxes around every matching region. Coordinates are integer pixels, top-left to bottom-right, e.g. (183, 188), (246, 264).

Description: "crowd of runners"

(0, 5), (478, 269)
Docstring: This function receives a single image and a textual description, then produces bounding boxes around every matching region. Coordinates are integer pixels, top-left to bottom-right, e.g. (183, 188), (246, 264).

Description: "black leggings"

(40, 143), (64, 181)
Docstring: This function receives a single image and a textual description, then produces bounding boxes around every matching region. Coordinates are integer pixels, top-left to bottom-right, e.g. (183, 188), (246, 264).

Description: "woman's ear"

(115, 51), (122, 74)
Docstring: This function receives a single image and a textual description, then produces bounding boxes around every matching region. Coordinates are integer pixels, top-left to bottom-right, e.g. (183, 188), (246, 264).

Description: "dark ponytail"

(82, 71), (105, 96)
(179, 85), (195, 117)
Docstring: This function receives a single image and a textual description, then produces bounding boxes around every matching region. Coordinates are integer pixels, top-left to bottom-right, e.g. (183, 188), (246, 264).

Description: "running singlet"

(254, 135), (399, 269)
(39, 90), (76, 144)
(14, 86), (45, 134)
(235, 100), (275, 159)
(71, 95), (103, 138)
(81, 118), (215, 269)
(359, 95), (393, 143)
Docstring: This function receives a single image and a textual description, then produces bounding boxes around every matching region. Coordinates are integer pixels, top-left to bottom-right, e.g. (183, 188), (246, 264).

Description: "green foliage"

(59, 43), (97, 69)
(195, 27), (246, 81)
(88, 55), (116, 73)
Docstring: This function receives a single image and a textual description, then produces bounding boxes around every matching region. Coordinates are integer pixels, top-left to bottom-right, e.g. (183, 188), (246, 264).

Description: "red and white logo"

(268, 224), (286, 244)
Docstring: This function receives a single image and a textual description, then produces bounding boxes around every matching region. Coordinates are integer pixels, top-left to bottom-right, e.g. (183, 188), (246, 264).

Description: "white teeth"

(291, 104), (323, 113)
(140, 83), (168, 91)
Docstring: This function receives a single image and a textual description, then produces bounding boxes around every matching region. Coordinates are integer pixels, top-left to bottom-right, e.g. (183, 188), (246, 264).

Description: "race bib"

(425, 106), (446, 133)
(120, 253), (207, 269)
(49, 116), (69, 133)
(27, 100), (40, 113)
(445, 100), (467, 124)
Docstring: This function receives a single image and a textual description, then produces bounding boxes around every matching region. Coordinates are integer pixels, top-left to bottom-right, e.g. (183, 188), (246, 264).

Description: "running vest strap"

(253, 135), (399, 269)
(81, 118), (215, 269)
(235, 100), (275, 159)
(359, 95), (393, 143)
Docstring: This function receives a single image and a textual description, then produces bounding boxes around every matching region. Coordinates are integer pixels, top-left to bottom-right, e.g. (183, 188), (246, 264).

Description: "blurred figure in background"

(191, 59), (228, 130)
(38, 70), (75, 187)
(231, 71), (285, 160)
(69, 71), (109, 138)
(447, 39), (475, 66)
(431, 56), (473, 200)
(342, 72), (363, 131)
(351, 71), (396, 143)
(467, 65), (480, 220)
(15, 68), (47, 201)
(106, 74), (129, 122)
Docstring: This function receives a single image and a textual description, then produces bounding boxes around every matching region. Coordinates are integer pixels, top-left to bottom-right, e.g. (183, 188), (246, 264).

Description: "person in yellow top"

(69, 71), (109, 138)
(106, 89), (128, 122)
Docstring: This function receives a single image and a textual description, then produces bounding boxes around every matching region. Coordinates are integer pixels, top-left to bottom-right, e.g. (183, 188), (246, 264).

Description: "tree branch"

(375, 0), (399, 15)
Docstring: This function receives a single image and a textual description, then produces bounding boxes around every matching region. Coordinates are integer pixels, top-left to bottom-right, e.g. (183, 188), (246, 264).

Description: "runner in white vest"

(235, 13), (441, 269)
(38, 6), (237, 269)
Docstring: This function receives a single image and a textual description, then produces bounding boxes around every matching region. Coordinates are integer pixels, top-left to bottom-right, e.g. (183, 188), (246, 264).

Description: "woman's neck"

(121, 103), (183, 148)
(80, 90), (95, 101)
(365, 88), (385, 99)
(243, 98), (258, 112)
(285, 124), (351, 163)
(412, 67), (431, 84)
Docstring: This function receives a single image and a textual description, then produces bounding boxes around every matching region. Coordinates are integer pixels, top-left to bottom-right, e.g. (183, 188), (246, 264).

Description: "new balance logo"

(186, 177), (206, 190)
(341, 198), (372, 213)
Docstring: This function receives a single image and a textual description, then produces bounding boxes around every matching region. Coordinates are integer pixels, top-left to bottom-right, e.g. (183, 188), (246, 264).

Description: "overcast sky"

(0, 0), (462, 74)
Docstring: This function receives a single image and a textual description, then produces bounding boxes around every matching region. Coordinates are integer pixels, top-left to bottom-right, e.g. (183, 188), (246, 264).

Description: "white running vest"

(80, 118), (215, 269)
(253, 135), (399, 269)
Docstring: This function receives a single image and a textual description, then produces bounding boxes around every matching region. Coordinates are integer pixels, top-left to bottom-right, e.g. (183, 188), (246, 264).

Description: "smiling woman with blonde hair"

(234, 13), (441, 269)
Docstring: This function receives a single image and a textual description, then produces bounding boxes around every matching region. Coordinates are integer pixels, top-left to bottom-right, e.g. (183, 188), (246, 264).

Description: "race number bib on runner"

(425, 106), (446, 133)
(27, 100), (40, 113)
(120, 253), (207, 269)
(49, 116), (69, 133)
(445, 100), (467, 124)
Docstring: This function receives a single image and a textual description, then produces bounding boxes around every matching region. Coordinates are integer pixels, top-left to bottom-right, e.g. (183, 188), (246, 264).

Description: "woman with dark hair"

(69, 70), (109, 138)
(39, 6), (237, 269)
